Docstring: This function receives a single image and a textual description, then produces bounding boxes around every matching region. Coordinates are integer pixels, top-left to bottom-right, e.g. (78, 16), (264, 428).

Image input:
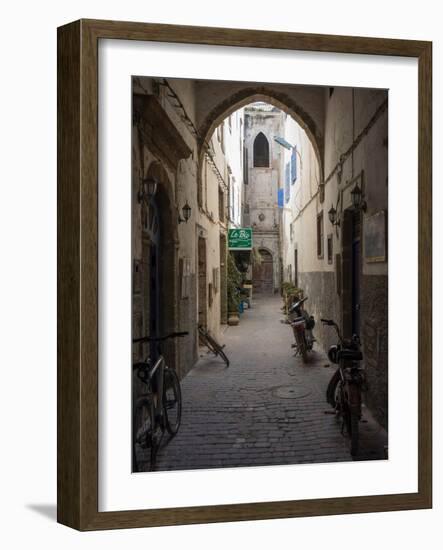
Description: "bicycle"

(132, 331), (188, 472)
(198, 325), (230, 367)
(321, 318), (366, 456)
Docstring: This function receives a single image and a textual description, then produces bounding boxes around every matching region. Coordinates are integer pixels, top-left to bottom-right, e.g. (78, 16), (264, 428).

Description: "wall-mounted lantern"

(328, 204), (340, 227)
(138, 176), (158, 204)
(350, 182), (367, 212)
(178, 201), (192, 224)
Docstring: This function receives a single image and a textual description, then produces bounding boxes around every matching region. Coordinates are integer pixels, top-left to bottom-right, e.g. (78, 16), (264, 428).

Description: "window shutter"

(291, 146), (297, 183)
(285, 162), (290, 203)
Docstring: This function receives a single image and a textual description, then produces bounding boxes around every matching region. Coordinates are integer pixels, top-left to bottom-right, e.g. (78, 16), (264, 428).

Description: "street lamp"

(178, 201), (192, 224)
(138, 176), (158, 204)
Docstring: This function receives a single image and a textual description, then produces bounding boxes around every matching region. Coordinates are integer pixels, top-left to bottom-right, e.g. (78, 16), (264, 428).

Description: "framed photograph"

(57, 19), (432, 530)
(364, 210), (387, 263)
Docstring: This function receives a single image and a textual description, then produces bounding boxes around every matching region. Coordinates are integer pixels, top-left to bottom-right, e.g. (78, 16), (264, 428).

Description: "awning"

(273, 136), (293, 150)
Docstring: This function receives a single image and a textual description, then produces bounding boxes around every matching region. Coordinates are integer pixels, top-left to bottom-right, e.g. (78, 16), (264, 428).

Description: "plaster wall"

(132, 76), (245, 372)
(282, 86), (388, 427)
(200, 109), (244, 338)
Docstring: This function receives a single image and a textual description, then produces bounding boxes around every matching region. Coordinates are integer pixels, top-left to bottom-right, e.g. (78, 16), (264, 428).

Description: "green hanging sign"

(228, 228), (253, 250)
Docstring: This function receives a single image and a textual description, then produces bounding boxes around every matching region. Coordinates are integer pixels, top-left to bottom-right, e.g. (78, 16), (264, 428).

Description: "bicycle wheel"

(217, 348), (230, 367)
(326, 368), (340, 407)
(164, 368), (182, 436)
(206, 333), (229, 367)
(200, 330), (217, 355)
(335, 381), (348, 423)
(133, 396), (155, 472)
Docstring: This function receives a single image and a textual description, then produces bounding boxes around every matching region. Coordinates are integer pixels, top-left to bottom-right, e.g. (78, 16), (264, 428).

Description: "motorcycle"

(321, 318), (367, 456)
(288, 296), (316, 363)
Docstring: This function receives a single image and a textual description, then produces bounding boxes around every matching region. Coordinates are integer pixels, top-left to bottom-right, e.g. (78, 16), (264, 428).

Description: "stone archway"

(196, 86), (324, 179)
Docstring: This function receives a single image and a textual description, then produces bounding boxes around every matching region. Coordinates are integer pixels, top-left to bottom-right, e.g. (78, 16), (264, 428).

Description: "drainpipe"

(352, 89), (355, 179)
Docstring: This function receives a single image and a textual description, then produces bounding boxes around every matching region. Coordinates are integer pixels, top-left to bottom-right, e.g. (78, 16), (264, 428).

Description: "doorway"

(141, 198), (160, 355)
(219, 234), (228, 324)
(198, 236), (207, 327)
(341, 209), (362, 337)
(351, 211), (361, 337)
(253, 249), (274, 293)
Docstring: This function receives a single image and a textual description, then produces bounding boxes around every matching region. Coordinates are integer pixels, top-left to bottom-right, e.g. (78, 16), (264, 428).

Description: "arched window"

(253, 132), (269, 167)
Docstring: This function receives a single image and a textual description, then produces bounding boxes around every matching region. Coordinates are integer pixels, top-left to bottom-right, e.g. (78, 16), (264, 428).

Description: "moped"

(321, 318), (367, 456)
(288, 296), (316, 363)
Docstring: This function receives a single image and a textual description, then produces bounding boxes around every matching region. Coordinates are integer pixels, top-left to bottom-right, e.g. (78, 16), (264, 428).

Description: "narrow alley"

(132, 78), (389, 472)
(155, 294), (387, 471)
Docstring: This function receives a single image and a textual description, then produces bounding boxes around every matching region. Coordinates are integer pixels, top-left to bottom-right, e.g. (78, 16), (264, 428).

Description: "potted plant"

(281, 282), (303, 317)
(227, 253), (242, 326)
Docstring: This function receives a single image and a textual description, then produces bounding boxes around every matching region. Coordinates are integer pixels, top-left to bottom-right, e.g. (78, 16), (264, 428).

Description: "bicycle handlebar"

(320, 319), (343, 342)
(133, 331), (189, 344)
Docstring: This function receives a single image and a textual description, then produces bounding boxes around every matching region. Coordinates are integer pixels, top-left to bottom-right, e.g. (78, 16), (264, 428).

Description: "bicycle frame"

(145, 356), (166, 424)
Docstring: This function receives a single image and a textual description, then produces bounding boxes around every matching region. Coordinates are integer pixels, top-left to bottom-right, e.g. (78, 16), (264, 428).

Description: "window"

(291, 146), (297, 183)
(218, 187), (224, 223)
(239, 119), (243, 157)
(253, 132), (269, 167)
(327, 234), (333, 264)
(229, 176), (234, 222)
(317, 212), (324, 258)
(243, 146), (248, 184)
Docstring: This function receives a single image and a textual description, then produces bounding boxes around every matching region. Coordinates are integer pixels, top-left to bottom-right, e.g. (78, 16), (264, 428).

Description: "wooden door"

(351, 211), (361, 337)
(198, 236), (207, 327)
(253, 249), (274, 293)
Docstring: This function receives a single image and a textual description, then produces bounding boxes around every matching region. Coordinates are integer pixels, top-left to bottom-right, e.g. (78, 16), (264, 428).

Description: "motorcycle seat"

(291, 317), (305, 324)
(338, 349), (363, 361)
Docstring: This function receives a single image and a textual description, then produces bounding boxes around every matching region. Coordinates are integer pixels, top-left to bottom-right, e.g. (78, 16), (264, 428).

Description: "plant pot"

(228, 311), (240, 326)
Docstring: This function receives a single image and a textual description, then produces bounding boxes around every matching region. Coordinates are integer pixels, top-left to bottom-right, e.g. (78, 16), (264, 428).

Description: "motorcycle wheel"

(350, 412), (359, 456)
(335, 381), (346, 416)
(347, 384), (361, 456)
(296, 332), (309, 363)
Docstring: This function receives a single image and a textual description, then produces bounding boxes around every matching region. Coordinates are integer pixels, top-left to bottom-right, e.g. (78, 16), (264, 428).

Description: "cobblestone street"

(156, 294), (387, 471)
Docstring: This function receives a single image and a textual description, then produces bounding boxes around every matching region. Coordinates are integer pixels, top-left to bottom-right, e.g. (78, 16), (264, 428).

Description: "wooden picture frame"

(57, 19), (432, 530)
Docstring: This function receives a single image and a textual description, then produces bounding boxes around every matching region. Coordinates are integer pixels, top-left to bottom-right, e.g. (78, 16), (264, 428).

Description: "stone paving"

(155, 294), (388, 471)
